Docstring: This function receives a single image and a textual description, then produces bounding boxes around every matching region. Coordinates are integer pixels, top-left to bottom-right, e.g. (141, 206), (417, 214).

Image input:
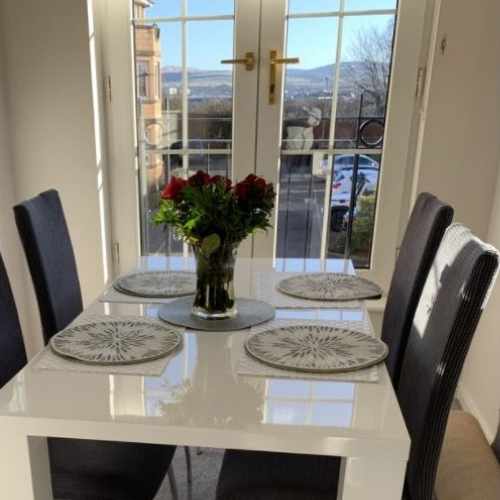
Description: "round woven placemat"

(277, 273), (382, 301)
(114, 270), (196, 298)
(50, 318), (182, 365)
(245, 324), (388, 373)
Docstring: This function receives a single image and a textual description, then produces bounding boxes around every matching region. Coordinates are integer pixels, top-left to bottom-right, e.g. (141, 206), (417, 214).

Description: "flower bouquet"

(154, 171), (275, 319)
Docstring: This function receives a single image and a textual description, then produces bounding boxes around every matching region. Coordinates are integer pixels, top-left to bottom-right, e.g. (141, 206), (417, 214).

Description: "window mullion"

(320, 0), (346, 259)
(181, 0), (190, 258)
(181, 8), (189, 166)
(133, 14), (234, 23)
(286, 9), (396, 20)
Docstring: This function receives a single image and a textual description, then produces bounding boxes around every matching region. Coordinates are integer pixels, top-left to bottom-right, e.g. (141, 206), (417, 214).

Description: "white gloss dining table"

(0, 257), (409, 500)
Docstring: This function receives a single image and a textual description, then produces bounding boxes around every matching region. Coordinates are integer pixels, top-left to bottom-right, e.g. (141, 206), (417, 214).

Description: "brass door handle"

(269, 50), (300, 104)
(221, 51), (256, 71)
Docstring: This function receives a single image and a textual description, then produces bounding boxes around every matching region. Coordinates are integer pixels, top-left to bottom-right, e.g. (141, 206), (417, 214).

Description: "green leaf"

(201, 233), (221, 256)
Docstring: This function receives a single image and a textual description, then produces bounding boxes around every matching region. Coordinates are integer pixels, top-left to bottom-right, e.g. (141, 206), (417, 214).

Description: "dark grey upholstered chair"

(13, 190), (83, 344)
(216, 223), (498, 500)
(382, 192), (453, 387)
(0, 253), (27, 389)
(12, 190), (178, 500)
(399, 223), (498, 500)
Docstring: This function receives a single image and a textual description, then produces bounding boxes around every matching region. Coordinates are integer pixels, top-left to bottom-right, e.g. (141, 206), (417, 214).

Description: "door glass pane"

(160, 153), (230, 187)
(327, 154), (381, 268)
(288, 0), (340, 14)
(135, 22), (183, 150)
(345, 0), (397, 11)
(276, 153), (328, 259)
(188, 0), (234, 16)
(134, 3), (235, 256)
(187, 20), (234, 150)
(334, 15), (394, 149)
(138, 151), (177, 256)
(282, 17), (338, 151)
(276, 3), (397, 267)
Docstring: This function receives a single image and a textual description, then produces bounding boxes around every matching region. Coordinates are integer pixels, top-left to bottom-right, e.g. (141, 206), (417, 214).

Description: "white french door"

(105, 0), (426, 288)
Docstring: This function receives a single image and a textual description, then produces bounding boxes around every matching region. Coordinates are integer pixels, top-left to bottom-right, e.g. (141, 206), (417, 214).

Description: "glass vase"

(192, 243), (237, 319)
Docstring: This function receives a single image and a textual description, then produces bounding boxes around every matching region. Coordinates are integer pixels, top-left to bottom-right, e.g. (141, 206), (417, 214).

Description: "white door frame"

(102, 0), (427, 288)
(101, 0), (140, 275)
(368, 0), (428, 288)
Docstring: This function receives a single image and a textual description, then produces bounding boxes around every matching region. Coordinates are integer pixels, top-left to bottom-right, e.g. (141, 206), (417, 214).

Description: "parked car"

(330, 155), (379, 231)
(331, 155), (379, 206)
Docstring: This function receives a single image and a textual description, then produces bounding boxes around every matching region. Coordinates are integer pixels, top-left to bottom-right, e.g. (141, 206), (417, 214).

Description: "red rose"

(161, 176), (187, 201)
(235, 181), (250, 201)
(209, 175), (232, 191)
(254, 177), (267, 192)
(188, 170), (210, 187)
(235, 174), (274, 203)
(244, 174), (257, 184)
(242, 174), (266, 190)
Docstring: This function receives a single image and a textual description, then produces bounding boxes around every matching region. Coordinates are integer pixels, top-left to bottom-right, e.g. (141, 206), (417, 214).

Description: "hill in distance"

(161, 62), (385, 96)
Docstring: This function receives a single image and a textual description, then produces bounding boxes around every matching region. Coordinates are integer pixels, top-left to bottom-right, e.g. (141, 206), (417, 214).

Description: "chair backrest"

(382, 192), (453, 387)
(0, 252), (27, 388)
(14, 190), (83, 344)
(397, 224), (499, 500)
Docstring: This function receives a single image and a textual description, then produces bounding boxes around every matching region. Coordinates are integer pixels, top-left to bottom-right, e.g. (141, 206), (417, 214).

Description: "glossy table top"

(0, 258), (410, 460)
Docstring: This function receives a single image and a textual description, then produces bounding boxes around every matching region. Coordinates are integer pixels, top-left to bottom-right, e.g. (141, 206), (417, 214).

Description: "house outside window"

(155, 61), (161, 100)
(137, 60), (149, 99)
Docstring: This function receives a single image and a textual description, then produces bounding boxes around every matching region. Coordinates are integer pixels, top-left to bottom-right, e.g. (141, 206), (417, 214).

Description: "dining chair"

(399, 223), (498, 500)
(13, 189), (83, 344)
(12, 191), (180, 500)
(215, 223), (498, 500)
(381, 192), (453, 387)
(0, 249), (178, 499)
(0, 252), (27, 389)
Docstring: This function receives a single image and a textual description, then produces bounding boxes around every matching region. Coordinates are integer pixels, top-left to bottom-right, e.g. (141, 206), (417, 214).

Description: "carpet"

(155, 448), (224, 500)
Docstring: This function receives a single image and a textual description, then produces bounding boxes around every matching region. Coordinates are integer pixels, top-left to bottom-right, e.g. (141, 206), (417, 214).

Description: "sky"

(138, 1), (396, 70)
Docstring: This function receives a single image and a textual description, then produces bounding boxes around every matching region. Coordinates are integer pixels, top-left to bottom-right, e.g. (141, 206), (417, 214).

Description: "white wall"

(0, 0), (111, 354)
(412, 0), (500, 239)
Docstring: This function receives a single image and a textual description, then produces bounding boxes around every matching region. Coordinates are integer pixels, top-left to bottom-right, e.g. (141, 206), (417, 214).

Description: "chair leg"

(167, 465), (179, 500)
(184, 445), (193, 484)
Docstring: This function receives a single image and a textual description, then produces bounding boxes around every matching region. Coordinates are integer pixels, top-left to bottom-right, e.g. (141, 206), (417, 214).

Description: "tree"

(345, 19), (395, 117)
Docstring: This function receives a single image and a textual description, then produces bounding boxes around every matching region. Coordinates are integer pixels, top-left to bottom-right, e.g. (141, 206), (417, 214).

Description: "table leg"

(337, 456), (407, 500)
(0, 432), (52, 500)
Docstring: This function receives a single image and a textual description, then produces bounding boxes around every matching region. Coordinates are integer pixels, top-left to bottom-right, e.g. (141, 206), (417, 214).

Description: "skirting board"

(456, 383), (495, 444)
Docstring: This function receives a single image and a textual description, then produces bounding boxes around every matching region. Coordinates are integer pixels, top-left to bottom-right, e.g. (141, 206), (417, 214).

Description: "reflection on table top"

(139, 255), (356, 275)
(0, 258), (409, 460)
